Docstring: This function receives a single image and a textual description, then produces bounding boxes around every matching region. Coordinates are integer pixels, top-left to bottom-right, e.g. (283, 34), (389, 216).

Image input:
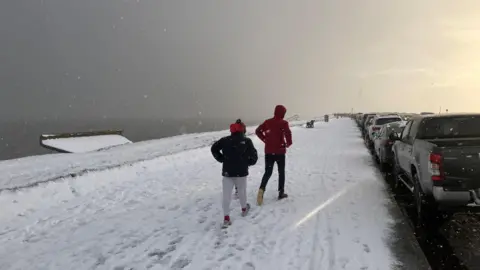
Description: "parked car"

(372, 121), (406, 171)
(391, 113), (480, 226)
(356, 113), (364, 128)
(361, 113), (376, 133)
(362, 114), (377, 138)
(366, 115), (403, 150)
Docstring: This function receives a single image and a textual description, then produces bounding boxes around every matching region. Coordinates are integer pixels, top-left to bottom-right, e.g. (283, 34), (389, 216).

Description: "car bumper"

(432, 187), (480, 207)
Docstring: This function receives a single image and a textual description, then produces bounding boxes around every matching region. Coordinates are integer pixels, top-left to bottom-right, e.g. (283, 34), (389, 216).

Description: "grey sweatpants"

(222, 176), (247, 216)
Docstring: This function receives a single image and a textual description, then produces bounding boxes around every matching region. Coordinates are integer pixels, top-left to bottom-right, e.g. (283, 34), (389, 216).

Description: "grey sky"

(1, 1), (479, 121)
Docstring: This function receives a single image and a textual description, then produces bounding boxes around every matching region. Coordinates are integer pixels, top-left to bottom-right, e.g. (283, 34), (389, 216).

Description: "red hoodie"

(255, 105), (293, 154)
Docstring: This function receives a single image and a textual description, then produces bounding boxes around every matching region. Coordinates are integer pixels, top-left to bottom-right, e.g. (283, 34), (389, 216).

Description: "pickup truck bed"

(429, 138), (480, 191)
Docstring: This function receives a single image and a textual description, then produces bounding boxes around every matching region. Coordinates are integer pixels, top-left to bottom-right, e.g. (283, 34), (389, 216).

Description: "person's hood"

(274, 105), (287, 119)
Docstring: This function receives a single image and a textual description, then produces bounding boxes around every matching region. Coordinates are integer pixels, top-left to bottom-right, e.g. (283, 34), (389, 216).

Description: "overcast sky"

(1, 0), (479, 121)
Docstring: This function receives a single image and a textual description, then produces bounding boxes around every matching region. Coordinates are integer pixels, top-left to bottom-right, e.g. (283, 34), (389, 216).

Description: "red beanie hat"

(230, 123), (243, 133)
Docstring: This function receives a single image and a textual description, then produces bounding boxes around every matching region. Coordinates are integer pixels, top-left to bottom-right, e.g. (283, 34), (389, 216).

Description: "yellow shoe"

(257, 189), (264, 206)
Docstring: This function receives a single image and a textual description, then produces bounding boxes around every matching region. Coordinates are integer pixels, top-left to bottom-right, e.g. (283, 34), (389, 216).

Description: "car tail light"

(429, 153), (444, 181)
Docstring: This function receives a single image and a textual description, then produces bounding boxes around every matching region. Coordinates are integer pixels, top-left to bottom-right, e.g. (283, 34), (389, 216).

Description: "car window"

(386, 125), (404, 136)
(418, 115), (480, 139)
(375, 117), (402, 125)
(401, 121), (412, 140)
(366, 117), (374, 126)
(408, 119), (421, 139)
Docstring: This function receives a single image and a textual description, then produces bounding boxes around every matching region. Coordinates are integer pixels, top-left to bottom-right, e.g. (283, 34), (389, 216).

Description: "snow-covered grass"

(0, 119), (400, 269)
(0, 121), (306, 191)
(41, 134), (132, 153)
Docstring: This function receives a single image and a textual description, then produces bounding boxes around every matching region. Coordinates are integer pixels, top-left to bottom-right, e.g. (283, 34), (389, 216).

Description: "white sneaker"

(241, 203), (251, 217)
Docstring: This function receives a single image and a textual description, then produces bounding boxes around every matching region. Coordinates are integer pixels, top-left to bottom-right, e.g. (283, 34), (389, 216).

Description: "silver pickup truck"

(390, 113), (480, 227)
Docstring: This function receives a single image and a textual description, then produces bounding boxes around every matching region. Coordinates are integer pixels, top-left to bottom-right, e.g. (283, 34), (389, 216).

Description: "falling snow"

(0, 119), (399, 270)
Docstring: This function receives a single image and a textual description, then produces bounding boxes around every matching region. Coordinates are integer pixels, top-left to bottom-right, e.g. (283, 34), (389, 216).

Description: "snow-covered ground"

(0, 121), (306, 191)
(0, 119), (403, 269)
(41, 134), (132, 153)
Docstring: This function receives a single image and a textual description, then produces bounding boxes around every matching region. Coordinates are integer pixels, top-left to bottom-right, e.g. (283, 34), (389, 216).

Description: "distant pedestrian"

(255, 105), (292, 205)
(211, 122), (258, 228)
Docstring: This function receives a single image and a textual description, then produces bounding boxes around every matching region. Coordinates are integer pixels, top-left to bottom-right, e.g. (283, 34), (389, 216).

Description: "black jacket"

(211, 132), (258, 177)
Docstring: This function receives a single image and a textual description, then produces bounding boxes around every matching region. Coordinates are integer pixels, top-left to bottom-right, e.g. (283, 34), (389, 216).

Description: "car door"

(379, 127), (390, 160)
(375, 127), (385, 157)
(396, 120), (413, 170)
(404, 119), (420, 178)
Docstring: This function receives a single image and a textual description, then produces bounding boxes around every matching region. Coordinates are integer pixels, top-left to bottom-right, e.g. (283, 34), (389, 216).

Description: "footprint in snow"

(201, 202), (213, 212)
(168, 205), (180, 211)
(169, 236), (183, 245)
(198, 215), (207, 224)
(242, 262), (256, 270)
(170, 257), (191, 269)
(363, 244), (371, 253)
(218, 251), (234, 262)
(113, 266), (134, 270)
(148, 245), (176, 260)
(339, 257), (349, 269)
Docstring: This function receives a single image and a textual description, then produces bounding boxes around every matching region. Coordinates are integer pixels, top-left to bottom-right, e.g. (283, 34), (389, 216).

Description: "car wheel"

(373, 149), (380, 164)
(412, 173), (448, 228)
(380, 161), (389, 173)
(392, 159), (406, 194)
(378, 150), (386, 172)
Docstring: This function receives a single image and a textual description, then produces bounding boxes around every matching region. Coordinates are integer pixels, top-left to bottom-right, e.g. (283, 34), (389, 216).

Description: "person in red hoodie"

(255, 105), (292, 205)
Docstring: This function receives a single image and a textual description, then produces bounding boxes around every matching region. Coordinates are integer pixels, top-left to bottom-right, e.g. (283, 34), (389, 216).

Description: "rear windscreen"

(419, 116), (480, 139)
(375, 117), (402, 125)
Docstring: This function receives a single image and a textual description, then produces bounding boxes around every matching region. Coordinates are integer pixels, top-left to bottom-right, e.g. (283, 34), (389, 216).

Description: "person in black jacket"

(233, 118), (247, 198)
(211, 122), (258, 228)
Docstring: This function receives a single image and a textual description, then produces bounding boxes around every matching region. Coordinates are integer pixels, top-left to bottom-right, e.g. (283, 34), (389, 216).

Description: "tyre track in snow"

(310, 131), (334, 270)
(276, 124), (336, 269)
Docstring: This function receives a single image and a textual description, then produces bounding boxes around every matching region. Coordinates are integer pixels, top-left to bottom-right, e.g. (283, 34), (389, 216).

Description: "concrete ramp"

(40, 130), (131, 153)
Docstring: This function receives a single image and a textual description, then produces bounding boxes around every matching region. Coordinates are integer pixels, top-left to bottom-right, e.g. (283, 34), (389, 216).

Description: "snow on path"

(0, 119), (399, 270)
(0, 121), (306, 191)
